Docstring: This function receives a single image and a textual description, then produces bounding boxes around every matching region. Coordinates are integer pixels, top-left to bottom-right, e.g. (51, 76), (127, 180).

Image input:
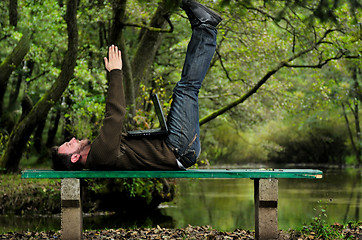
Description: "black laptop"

(127, 94), (169, 137)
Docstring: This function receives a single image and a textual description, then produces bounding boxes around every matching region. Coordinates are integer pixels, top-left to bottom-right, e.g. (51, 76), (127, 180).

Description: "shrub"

(0, 174), (176, 215)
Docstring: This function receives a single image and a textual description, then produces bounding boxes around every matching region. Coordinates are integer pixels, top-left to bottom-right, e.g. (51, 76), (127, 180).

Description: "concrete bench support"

(254, 178), (278, 240)
(61, 178), (83, 240)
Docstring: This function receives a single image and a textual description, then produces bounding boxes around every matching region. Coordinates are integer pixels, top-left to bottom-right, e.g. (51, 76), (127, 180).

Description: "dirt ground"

(1, 224), (361, 239)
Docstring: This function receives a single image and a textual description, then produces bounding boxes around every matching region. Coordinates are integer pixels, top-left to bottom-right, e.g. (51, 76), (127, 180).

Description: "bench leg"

(254, 178), (278, 240)
(61, 178), (83, 240)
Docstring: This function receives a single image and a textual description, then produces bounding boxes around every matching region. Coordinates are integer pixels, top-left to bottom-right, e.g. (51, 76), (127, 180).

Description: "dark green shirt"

(85, 70), (179, 170)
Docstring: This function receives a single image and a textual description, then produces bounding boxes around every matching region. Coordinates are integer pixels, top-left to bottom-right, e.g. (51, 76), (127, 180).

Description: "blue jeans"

(165, 24), (217, 168)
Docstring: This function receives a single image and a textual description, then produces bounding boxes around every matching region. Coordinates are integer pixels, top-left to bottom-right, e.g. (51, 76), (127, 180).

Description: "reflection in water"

(0, 211), (175, 233)
(0, 168), (360, 232)
(160, 168), (361, 231)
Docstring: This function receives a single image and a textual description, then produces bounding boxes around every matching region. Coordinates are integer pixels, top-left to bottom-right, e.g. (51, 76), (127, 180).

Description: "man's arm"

(101, 44), (125, 138)
(86, 45), (126, 168)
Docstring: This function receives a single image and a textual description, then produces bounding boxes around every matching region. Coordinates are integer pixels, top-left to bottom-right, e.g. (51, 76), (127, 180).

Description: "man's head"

(51, 137), (91, 171)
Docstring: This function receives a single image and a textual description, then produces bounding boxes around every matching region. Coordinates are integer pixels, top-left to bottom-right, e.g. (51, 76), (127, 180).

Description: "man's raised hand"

(104, 45), (123, 72)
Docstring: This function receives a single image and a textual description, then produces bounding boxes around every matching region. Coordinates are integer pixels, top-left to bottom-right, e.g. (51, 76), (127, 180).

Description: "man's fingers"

(105, 45), (122, 72)
(108, 45), (114, 60)
(108, 45), (121, 59)
(118, 50), (122, 61)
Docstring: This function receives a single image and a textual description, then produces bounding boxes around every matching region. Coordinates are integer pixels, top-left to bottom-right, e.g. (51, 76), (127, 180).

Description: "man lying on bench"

(51, 0), (222, 171)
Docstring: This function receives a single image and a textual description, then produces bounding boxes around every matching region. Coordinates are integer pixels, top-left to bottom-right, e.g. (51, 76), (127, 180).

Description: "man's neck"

(80, 145), (91, 165)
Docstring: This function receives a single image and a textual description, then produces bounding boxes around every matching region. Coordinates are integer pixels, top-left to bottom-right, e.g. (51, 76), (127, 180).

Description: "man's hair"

(51, 146), (84, 171)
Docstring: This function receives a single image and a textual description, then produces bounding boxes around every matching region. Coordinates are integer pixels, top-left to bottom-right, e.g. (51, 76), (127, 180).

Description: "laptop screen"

(151, 94), (168, 131)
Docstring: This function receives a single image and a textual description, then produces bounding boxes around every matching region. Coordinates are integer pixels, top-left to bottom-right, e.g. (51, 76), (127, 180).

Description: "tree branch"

(215, 50), (237, 82)
(199, 29), (346, 126)
(26, 71), (50, 83)
(284, 50), (346, 68)
(123, 14), (174, 33)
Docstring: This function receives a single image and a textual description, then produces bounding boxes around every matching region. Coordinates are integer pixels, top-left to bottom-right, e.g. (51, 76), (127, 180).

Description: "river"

(0, 167), (360, 232)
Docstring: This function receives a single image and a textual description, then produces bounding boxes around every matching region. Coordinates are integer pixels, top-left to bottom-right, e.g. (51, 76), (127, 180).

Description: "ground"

(1, 224), (361, 240)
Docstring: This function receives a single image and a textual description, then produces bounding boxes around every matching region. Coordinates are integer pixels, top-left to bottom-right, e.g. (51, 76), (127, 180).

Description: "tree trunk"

(119, 35), (136, 123)
(99, 21), (107, 48)
(108, 0), (174, 121)
(20, 94), (33, 121)
(7, 69), (23, 111)
(46, 107), (61, 148)
(109, 0), (126, 45)
(0, 0), (79, 172)
(34, 119), (47, 153)
(341, 102), (357, 161)
(63, 95), (73, 141)
(108, 0), (136, 120)
(131, 0), (173, 98)
(0, 30), (31, 119)
(9, 0), (18, 27)
(352, 66), (361, 166)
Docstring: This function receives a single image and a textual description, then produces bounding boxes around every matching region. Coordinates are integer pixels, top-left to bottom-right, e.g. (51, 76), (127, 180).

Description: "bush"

(265, 119), (347, 164)
(0, 174), (61, 215)
(0, 174), (176, 215)
(200, 116), (349, 166)
(82, 178), (176, 213)
(200, 122), (270, 165)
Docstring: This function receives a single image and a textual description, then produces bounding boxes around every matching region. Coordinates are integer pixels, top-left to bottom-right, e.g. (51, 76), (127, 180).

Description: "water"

(0, 168), (360, 232)
(160, 168), (361, 231)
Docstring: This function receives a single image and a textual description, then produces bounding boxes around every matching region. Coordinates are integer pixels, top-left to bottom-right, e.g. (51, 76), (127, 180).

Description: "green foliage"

(200, 107), (350, 165)
(345, 155), (359, 165)
(63, 63), (107, 140)
(266, 118), (347, 164)
(219, 0), (362, 23)
(197, 0), (361, 166)
(1, 0), (362, 170)
(83, 178), (175, 213)
(0, 174), (61, 215)
(0, 174), (175, 215)
(0, 133), (8, 159)
(301, 200), (346, 239)
(86, 178), (163, 203)
(200, 120), (271, 164)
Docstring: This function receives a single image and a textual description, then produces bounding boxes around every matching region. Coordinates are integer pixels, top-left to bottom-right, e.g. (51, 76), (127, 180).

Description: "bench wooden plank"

(21, 169), (323, 179)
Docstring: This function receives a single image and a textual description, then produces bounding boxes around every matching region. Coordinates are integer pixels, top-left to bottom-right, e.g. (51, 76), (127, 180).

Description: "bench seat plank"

(21, 169), (322, 179)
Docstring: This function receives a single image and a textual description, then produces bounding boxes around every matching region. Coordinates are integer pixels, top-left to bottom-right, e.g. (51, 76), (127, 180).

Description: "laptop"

(127, 94), (169, 137)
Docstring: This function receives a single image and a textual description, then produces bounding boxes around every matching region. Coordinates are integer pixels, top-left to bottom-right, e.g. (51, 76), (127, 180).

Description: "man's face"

(58, 137), (90, 155)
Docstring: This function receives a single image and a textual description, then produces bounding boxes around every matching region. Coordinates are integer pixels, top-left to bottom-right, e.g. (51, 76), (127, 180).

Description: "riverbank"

(1, 223), (361, 240)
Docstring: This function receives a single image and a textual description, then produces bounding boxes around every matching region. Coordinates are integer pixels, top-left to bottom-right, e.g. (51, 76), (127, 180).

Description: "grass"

(294, 200), (361, 239)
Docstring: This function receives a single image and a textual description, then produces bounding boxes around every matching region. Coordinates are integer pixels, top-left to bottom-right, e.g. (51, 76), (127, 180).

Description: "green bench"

(21, 169), (323, 240)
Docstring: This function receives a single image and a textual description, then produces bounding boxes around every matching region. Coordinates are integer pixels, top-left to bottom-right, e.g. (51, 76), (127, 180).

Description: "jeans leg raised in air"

(165, 24), (217, 168)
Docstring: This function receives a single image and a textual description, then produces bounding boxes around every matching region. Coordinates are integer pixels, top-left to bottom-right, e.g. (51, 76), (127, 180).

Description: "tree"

(0, 0), (79, 172)
(200, 0), (361, 126)
(332, 61), (362, 167)
(0, 0), (181, 171)
(0, 30), (31, 121)
(121, 0), (177, 123)
(1, 0), (361, 171)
